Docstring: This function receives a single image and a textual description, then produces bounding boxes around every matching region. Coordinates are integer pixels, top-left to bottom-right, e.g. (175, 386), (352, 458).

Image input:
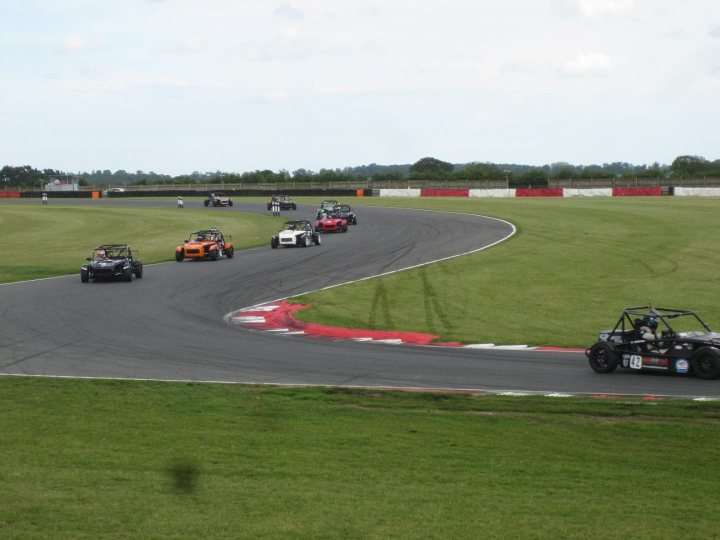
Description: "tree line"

(2, 155), (718, 189)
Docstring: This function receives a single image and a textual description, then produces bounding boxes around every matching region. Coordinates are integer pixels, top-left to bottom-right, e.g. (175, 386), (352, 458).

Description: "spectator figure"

(42, 192), (48, 205)
(177, 195), (184, 208)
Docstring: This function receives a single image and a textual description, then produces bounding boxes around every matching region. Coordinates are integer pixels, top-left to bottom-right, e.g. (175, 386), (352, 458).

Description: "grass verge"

(0, 200), (281, 283)
(293, 197), (720, 348)
(2, 376), (720, 538)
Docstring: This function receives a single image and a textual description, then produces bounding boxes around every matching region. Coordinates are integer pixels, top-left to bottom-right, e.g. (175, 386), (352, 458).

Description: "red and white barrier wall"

(674, 187), (720, 196)
(377, 187), (720, 198)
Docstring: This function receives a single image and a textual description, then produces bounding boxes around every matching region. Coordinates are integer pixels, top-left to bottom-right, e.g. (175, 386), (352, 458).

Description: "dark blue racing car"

(81, 244), (143, 283)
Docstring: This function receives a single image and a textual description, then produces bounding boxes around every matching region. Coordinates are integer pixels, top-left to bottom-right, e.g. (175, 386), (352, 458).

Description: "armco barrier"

(378, 189), (422, 197)
(674, 187), (720, 196)
(612, 187), (662, 197)
(469, 189), (516, 198)
(516, 188), (563, 197)
(420, 188), (469, 197)
(563, 188), (613, 197)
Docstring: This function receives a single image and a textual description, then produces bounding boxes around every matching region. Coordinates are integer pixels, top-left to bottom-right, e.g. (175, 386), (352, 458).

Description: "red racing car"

(314, 212), (348, 233)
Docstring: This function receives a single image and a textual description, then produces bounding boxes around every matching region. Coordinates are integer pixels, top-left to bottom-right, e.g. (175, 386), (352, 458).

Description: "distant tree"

(371, 171), (405, 183)
(291, 169), (315, 182)
(515, 168), (548, 187)
(552, 166), (575, 180)
(579, 165), (615, 179)
(453, 162), (504, 181)
(671, 155), (709, 177)
(409, 157), (454, 178)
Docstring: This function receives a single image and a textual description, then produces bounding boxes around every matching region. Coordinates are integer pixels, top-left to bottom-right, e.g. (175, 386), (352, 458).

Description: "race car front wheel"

(587, 342), (618, 374)
(81, 268), (89, 283)
(693, 347), (720, 380)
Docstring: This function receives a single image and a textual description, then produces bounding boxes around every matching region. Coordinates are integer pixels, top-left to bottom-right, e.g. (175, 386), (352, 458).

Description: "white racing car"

(271, 220), (322, 248)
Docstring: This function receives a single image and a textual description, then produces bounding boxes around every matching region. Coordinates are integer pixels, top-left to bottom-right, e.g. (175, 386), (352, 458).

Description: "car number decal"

(628, 355), (643, 370)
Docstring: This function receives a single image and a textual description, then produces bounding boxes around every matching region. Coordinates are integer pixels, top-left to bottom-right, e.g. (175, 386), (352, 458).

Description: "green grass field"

(0, 199), (282, 283)
(295, 196), (720, 347)
(3, 377), (720, 538)
(2, 196), (720, 537)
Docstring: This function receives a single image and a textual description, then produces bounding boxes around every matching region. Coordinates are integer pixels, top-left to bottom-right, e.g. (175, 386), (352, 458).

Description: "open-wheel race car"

(332, 204), (357, 225)
(176, 228), (234, 261)
(271, 220), (321, 248)
(316, 200), (338, 217)
(81, 244), (143, 283)
(314, 211), (348, 233)
(586, 306), (720, 379)
(267, 195), (297, 211)
(204, 192), (233, 207)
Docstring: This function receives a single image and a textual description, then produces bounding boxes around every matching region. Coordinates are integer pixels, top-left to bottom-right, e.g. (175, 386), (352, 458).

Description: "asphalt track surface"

(1, 199), (719, 399)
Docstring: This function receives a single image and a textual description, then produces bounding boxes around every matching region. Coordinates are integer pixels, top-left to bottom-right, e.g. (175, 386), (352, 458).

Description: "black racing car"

(586, 306), (720, 379)
(332, 204), (357, 225)
(267, 195), (297, 211)
(81, 244), (143, 283)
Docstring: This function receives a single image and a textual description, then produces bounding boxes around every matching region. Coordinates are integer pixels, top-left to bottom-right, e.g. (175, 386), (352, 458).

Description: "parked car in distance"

(81, 244), (143, 282)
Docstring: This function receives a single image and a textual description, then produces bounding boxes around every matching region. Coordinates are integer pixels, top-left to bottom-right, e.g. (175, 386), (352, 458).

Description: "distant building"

(44, 177), (79, 191)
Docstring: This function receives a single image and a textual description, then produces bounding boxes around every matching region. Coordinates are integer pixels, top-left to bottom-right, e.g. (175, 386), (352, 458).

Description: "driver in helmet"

(639, 315), (665, 352)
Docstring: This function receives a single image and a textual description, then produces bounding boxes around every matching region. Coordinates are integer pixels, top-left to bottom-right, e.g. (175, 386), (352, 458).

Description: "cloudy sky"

(2, 0), (719, 175)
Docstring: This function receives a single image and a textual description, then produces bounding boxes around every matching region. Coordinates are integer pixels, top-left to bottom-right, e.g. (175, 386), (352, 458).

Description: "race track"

(1, 199), (719, 399)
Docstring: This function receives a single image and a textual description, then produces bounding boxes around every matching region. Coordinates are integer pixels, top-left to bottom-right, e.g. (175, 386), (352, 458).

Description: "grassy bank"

(2, 377), (720, 538)
(0, 201), (281, 283)
(294, 197), (720, 347)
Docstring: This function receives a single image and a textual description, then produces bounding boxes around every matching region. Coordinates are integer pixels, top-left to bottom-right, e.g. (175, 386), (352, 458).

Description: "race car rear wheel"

(204, 200), (210, 207)
(587, 342), (618, 373)
(313, 233), (321, 246)
(134, 262), (143, 278)
(692, 347), (720, 380)
(124, 267), (133, 282)
(226, 246), (234, 258)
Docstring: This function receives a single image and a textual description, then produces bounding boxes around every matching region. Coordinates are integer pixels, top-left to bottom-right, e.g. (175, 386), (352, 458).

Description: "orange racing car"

(175, 228), (234, 261)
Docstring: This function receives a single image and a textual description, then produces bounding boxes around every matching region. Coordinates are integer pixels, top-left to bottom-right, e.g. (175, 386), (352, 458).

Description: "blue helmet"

(643, 316), (658, 330)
